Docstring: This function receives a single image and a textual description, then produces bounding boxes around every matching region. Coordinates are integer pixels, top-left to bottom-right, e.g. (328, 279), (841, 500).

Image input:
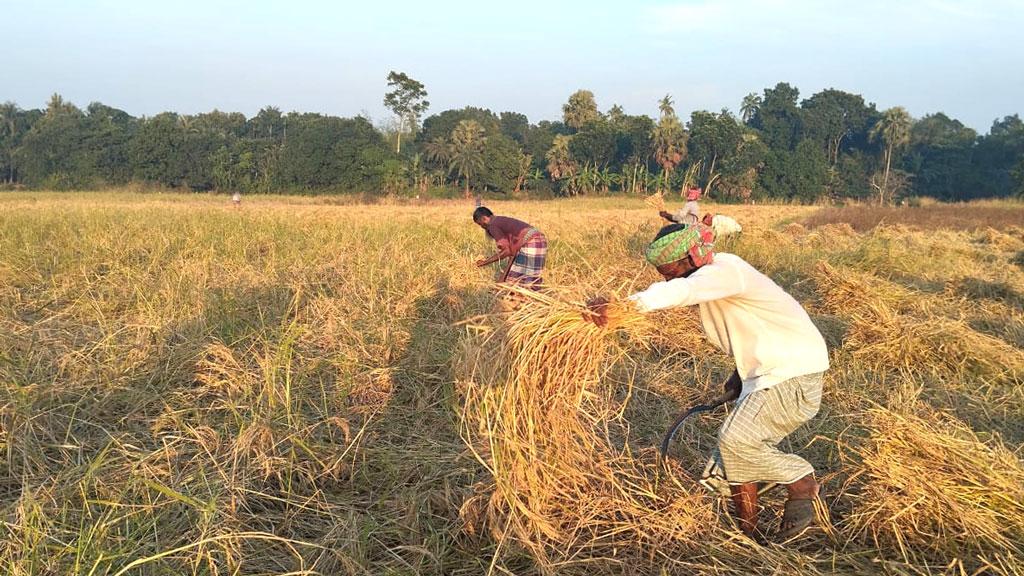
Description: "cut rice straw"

(841, 408), (1024, 563)
(458, 284), (714, 570)
(645, 191), (666, 213)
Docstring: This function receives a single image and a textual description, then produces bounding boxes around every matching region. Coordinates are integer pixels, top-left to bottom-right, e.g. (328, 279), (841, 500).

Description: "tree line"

(1, 76), (1022, 203)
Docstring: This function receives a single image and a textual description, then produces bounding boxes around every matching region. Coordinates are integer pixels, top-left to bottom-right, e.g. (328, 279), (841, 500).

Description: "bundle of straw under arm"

(645, 224), (715, 268)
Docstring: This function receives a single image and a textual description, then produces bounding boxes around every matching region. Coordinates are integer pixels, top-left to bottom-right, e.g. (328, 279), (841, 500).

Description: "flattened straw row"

(842, 408), (1024, 560)
(814, 262), (1024, 382)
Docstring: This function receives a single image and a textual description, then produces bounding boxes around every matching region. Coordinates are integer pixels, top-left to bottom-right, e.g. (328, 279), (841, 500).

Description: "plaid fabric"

(700, 372), (823, 495)
(503, 229), (546, 289)
(645, 224), (715, 267)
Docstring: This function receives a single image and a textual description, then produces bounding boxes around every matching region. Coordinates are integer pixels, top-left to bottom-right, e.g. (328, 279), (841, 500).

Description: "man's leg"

(714, 373), (824, 538)
(729, 482), (761, 539)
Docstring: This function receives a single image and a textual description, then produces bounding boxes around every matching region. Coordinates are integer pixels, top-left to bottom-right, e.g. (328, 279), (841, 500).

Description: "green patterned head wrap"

(644, 224), (715, 268)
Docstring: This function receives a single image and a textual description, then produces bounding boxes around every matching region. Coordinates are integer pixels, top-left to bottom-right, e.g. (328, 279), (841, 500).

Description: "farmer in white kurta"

(585, 223), (829, 541)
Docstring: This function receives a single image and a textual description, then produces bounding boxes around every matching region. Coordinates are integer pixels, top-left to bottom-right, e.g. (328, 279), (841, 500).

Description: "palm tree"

(46, 93), (66, 116)
(562, 89), (600, 131)
(869, 107), (912, 205)
(545, 134), (577, 194)
(740, 92), (762, 124)
(653, 95), (687, 192)
(658, 94), (675, 118)
(449, 120), (486, 197)
(424, 136), (450, 165)
(423, 136), (453, 188)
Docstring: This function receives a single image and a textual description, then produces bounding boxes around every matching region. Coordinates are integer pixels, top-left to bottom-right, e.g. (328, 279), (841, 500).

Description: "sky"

(3, 0), (1023, 133)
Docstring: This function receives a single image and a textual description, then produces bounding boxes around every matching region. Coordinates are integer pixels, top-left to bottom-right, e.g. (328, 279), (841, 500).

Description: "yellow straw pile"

(814, 262), (1024, 383)
(843, 408), (1024, 562)
(459, 286), (713, 568)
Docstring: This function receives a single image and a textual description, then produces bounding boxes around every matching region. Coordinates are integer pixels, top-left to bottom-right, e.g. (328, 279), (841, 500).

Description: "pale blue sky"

(3, 0), (1022, 132)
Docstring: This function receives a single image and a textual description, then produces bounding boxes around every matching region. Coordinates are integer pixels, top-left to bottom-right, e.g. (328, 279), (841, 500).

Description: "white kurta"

(628, 253), (829, 398)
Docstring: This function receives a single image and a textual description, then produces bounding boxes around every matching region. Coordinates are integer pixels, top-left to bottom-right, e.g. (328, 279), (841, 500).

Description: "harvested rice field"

(1, 192), (1023, 575)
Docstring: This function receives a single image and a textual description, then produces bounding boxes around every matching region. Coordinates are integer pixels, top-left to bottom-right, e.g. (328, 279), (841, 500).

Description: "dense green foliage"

(1, 80), (1022, 201)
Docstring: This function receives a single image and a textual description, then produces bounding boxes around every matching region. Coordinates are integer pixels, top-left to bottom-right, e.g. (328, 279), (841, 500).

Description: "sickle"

(659, 388), (737, 463)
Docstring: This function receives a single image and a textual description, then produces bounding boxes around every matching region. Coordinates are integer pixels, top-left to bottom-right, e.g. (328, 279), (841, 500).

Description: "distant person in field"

(473, 206), (547, 289)
(585, 222), (829, 542)
(232, 191), (241, 208)
(660, 187), (702, 225)
(702, 212), (743, 238)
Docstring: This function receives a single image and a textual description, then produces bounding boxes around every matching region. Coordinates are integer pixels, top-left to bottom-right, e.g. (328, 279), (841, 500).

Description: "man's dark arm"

(722, 370), (742, 402)
(476, 250), (506, 267)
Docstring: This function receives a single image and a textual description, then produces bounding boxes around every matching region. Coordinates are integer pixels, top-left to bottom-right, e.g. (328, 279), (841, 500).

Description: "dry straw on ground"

(842, 408), (1024, 563)
(814, 262), (1024, 383)
(4, 193), (1024, 575)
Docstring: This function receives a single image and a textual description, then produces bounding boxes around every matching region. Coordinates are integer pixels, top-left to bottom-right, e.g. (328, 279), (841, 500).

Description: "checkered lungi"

(501, 229), (546, 288)
(701, 372), (824, 495)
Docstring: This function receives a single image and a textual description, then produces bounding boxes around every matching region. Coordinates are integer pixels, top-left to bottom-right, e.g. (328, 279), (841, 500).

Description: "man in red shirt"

(473, 206), (547, 289)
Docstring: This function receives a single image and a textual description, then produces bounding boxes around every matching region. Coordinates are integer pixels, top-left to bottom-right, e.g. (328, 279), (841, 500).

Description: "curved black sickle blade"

(658, 388), (738, 463)
(659, 404), (714, 462)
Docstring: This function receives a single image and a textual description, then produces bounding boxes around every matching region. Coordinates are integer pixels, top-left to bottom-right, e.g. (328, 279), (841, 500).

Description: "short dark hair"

(653, 223), (687, 241)
(473, 206), (493, 223)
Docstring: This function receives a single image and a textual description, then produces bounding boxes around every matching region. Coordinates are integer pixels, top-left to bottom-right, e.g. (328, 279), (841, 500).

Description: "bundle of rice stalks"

(813, 262), (913, 316)
(459, 286), (714, 569)
(644, 191), (666, 213)
(975, 227), (1024, 252)
(783, 222), (808, 237)
(842, 408), (1024, 563)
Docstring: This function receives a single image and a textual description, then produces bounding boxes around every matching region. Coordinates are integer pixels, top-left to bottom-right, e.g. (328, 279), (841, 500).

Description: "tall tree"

(969, 114), (1024, 199)
(562, 90), (600, 131)
(251, 106), (284, 139)
(448, 119), (486, 197)
(869, 107), (912, 204)
(0, 101), (21, 183)
(688, 109), (743, 190)
(751, 83), (802, 150)
(800, 89), (874, 165)
(740, 93), (761, 124)
(653, 95), (687, 192)
(16, 95), (89, 187)
(905, 113), (976, 200)
(383, 71), (429, 154)
(569, 118), (616, 169)
(499, 111), (530, 145)
(419, 107), (500, 144)
(607, 104), (626, 125)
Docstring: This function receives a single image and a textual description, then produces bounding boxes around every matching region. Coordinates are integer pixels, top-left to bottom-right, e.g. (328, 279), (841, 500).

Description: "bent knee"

(717, 426), (764, 456)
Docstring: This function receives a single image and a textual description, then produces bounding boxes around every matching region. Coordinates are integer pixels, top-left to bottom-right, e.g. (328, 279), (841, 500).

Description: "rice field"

(1, 192), (1023, 575)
